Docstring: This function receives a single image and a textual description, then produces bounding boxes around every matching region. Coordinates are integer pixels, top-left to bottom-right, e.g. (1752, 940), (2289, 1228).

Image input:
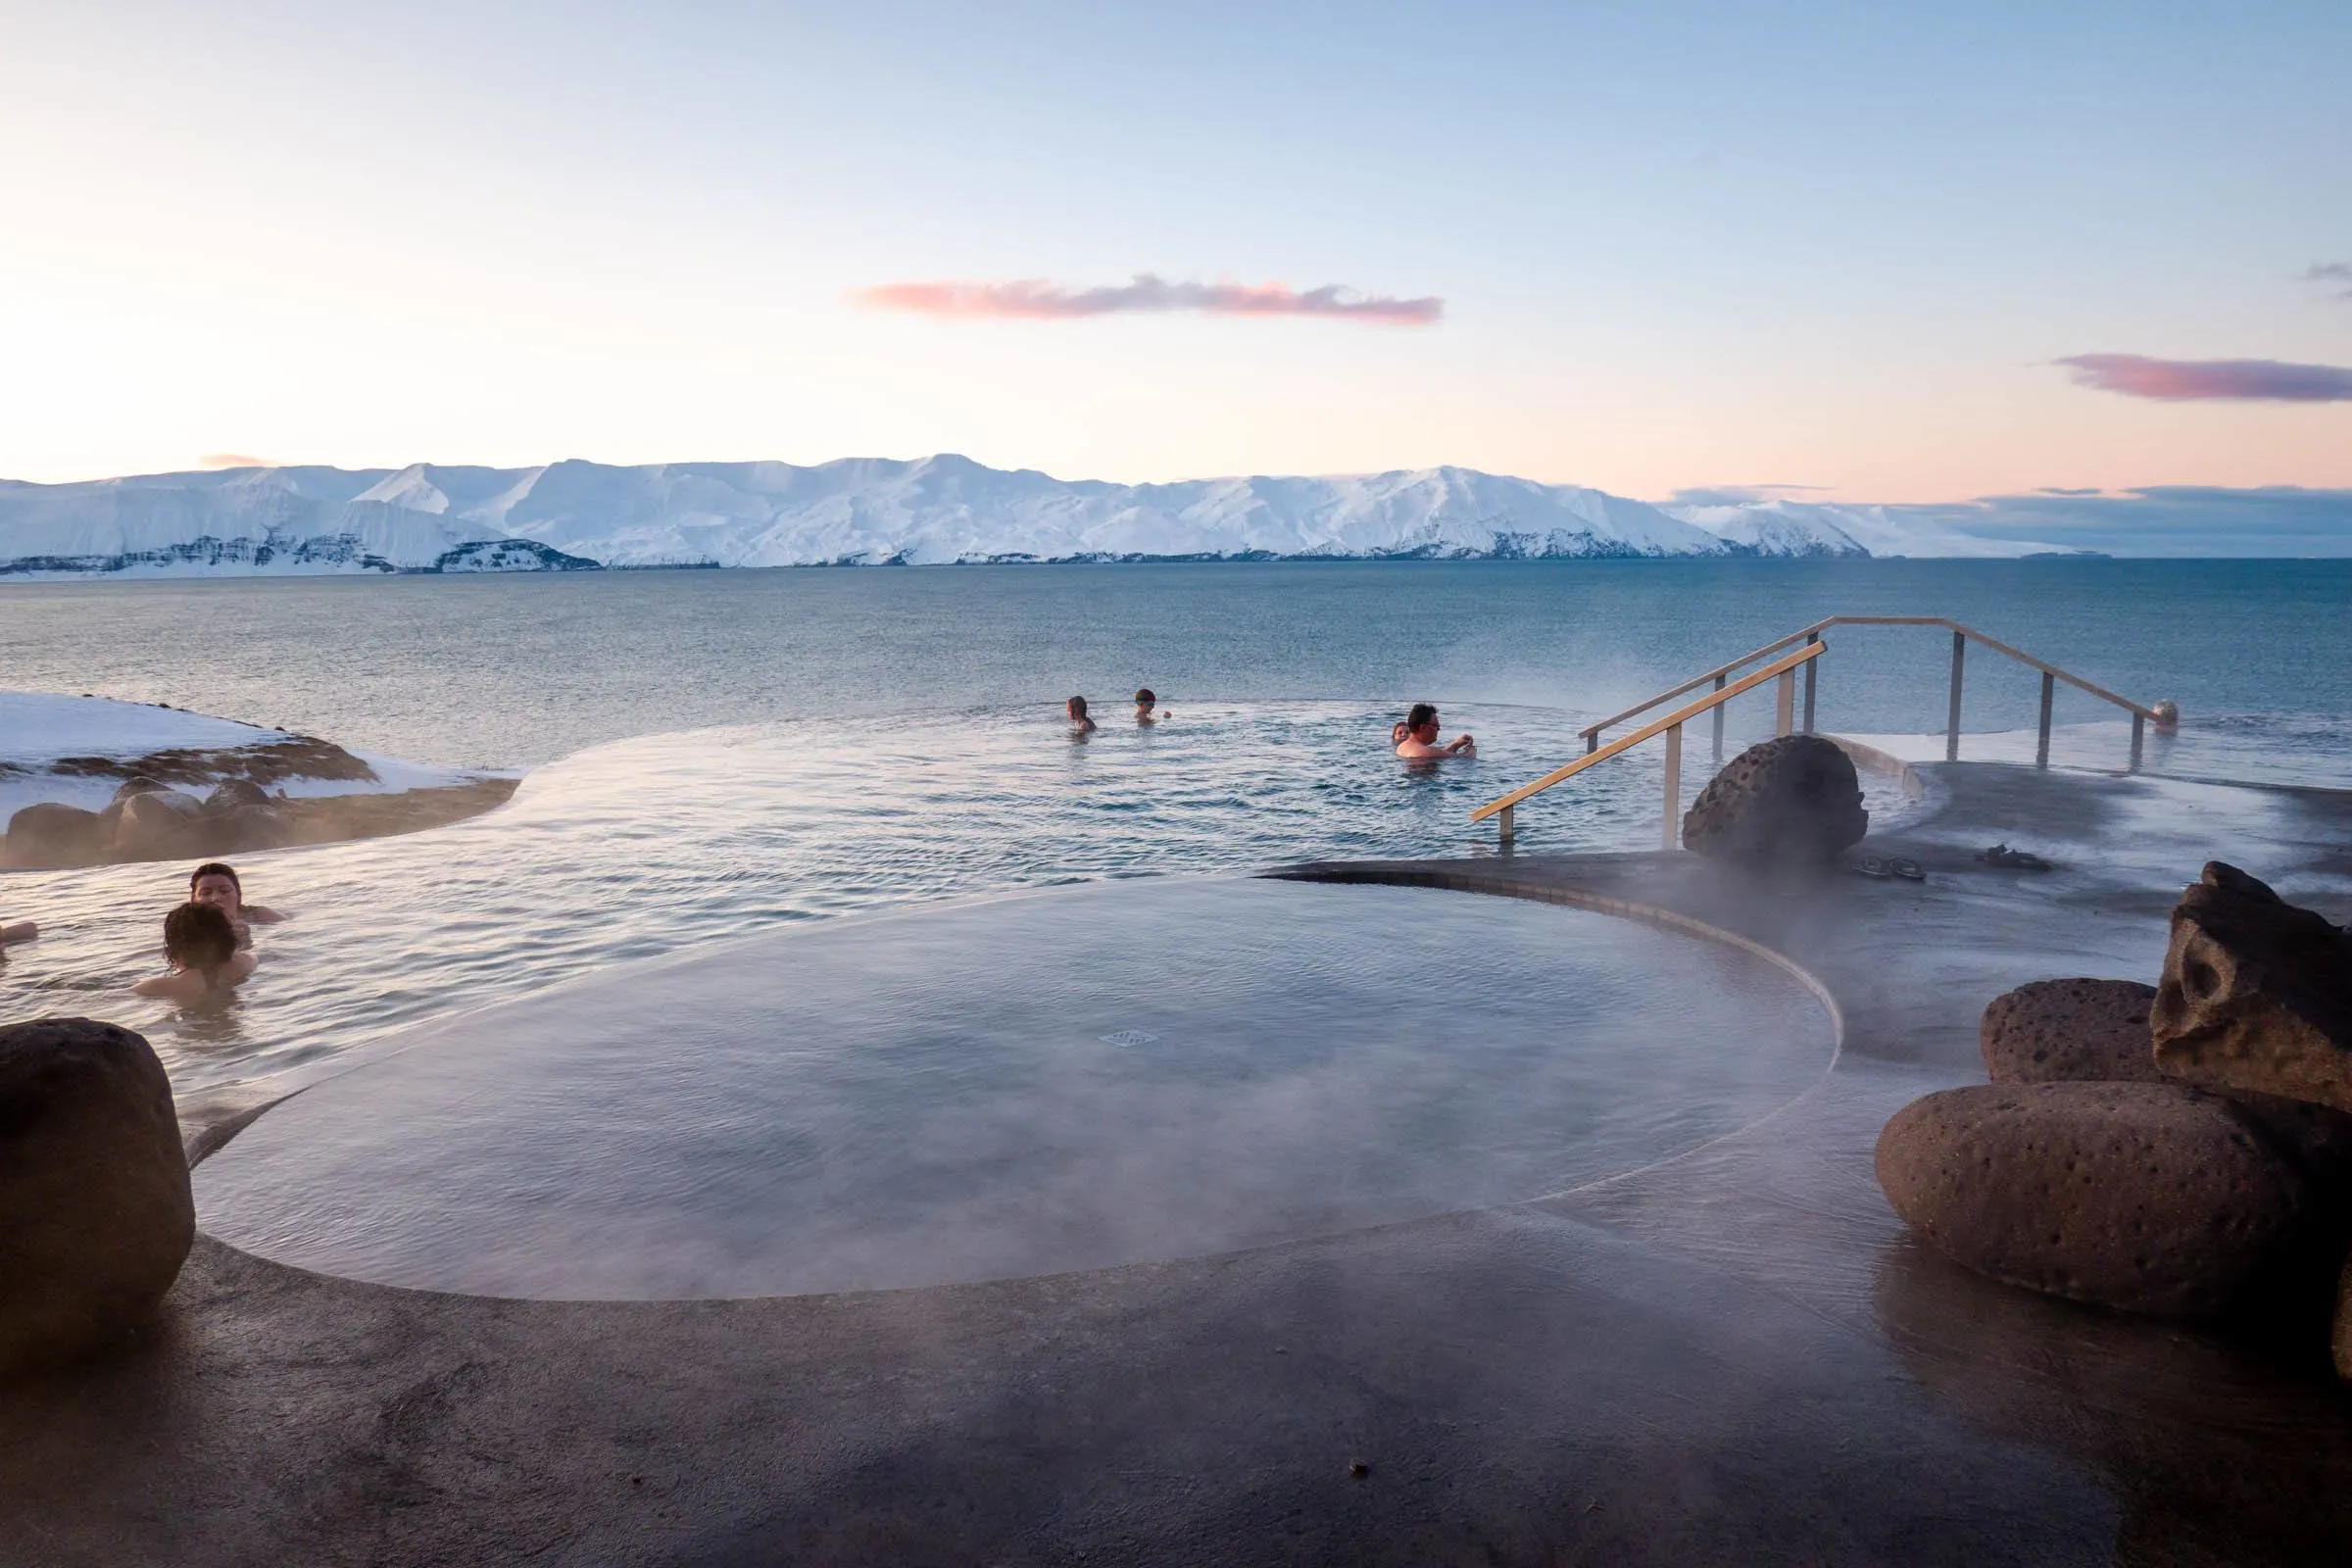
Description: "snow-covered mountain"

(0, 458), (2042, 578)
(1662, 498), (2056, 560)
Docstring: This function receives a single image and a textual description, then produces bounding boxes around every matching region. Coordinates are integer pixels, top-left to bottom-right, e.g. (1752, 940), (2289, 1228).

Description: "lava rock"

(2152, 862), (2352, 1114)
(0, 1018), (193, 1374)
(202, 777), (271, 814)
(1680, 734), (1868, 867)
(2336, 1251), (2352, 1381)
(213, 803), (291, 853)
(1981, 978), (2164, 1085)
(110, 789), (203, 859)
(1876, 1081), (2309, 1318)
(4, 802), (109, 868)
(1981, 975), (2352, 1196)
(111, 774), (171, 804)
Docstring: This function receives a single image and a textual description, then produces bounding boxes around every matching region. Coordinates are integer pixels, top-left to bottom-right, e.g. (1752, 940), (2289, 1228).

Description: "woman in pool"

(1395, 703), (1476, 759)
(134, 901), (256, 1003)
(189, 861), (283, 948)
(1066, 696), (1098, 733)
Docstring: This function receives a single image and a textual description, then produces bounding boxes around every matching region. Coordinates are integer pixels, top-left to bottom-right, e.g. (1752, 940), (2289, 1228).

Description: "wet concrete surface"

(5, 760), (2352, 1566)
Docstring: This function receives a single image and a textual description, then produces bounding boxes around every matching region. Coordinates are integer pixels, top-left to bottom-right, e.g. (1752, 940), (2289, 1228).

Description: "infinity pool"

(193, 879), (1837, 1299)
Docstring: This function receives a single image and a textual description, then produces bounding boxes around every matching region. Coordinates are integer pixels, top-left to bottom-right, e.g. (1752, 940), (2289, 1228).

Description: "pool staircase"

(1471, 615), (2168, 848)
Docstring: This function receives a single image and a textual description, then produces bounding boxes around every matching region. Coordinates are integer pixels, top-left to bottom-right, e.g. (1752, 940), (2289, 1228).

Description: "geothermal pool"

(193, 879), (1837, 1298)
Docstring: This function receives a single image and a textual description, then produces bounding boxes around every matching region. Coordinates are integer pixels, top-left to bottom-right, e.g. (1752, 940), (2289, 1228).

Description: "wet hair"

(189, 861), (242, 897)
(1066, 696), (1090, 718)
(1405, 703), (1438, 733)
(164, 901), (238, 984)
(1134, 689), (1156, 707)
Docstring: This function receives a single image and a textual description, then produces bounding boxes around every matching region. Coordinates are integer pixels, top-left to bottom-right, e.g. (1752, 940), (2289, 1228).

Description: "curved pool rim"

(185, 868), (1850, 1300)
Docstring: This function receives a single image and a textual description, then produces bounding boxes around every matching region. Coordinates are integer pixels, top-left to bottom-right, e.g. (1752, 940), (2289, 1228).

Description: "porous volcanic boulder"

(1680, 734), (1867, 867)
(1981, 978), (2164, 1085)
(110, 789), (203, 859)
(1982, 974), (2352, 1197)
(2152, 862), (2352, 1113)
(1877, 1081), (2308, 1318)
(4, 802), (109, 868)
(0, 1019), (193, 1373)
(111, 774), (170, 804)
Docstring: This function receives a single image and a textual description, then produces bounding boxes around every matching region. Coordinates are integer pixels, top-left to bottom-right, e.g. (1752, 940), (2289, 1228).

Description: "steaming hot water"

(193, 879), (1838, 1298)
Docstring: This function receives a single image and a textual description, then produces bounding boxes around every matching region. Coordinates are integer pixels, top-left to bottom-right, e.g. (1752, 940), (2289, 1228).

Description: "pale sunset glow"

(0, 1), (2345, 511)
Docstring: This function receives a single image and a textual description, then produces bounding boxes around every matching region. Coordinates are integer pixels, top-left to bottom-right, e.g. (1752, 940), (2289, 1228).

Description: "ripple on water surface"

(1, 701), (1910, 1103)
(194, 879), (1838, 1299)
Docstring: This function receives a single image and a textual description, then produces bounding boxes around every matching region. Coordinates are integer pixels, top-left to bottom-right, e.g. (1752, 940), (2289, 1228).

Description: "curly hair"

(163, 901), (238, 984)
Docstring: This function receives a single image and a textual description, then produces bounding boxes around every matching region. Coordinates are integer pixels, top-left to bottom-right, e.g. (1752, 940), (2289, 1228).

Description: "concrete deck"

(6, 761), (2352, 1566)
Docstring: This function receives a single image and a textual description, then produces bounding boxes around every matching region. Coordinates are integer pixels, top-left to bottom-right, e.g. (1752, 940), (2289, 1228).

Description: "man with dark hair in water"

(189, 862), (285, 948)
(134, 902), (256, 1003)
(1395, 703), (1475, 758)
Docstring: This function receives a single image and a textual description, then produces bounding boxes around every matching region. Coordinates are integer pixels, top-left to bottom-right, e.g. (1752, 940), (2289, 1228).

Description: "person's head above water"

(1405, 703), (1438, 737)
(163, 901), (238, 979)
(1134, 689), (1156, 710)
(1066, 696), (1090, 719)
(190, 861), (244, 915)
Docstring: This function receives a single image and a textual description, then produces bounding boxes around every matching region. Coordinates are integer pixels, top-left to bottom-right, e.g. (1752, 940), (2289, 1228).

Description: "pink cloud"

(199, 453), (277, 468)
(2057, 353), (2352, 402)
(852, 273), (1443, 325)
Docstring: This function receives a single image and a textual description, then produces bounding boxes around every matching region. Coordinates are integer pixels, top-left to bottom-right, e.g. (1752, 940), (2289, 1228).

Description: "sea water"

(2, 558), (2346, 1104)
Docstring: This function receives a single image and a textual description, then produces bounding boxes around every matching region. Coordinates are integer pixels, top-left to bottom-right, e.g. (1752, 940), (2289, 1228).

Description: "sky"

(2, 0), (2348, 508)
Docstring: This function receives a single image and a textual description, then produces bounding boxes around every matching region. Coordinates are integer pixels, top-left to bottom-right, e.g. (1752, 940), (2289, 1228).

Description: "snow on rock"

(0, 691), (485, 820)
(2, 458), (2046, 577)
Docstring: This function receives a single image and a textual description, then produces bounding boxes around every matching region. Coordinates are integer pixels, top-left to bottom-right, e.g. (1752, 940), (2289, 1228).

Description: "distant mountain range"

(0, 457), (2075, 578)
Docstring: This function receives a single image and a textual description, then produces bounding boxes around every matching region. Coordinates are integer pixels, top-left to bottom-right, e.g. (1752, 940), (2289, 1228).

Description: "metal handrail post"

(1711, 673), (1727, 760)
(1801, 631), (1819, 732)
(2036, 671), (2054, 768)
(1775, 669), (1794, 736)
(1944, 630), (1966, 762)
(1662, 722), (1683, 850)
(1498, 804), (1515, 847)
(2131, 713), (2145, 771)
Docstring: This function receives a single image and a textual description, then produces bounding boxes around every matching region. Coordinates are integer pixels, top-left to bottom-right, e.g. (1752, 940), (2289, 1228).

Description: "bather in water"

(134, 901), (257, 1004)
(1395, 703), (1475, 759)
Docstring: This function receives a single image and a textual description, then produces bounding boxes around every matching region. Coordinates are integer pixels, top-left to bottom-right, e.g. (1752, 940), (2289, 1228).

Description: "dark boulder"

(212, 803), (292, 854)
(202, 777), (272, 813)
(1877, 1081), (2309, 1318)
(111, 774), (171, 803)
(1981, 978), (2163, 1085)
(1680, 734), (1867, 867)
(111, 789), (204, 859)
(1982, 974), (2352, 1198)
(0, 1019), (193, 1373)
(2336, 1251), (2352, 1380)
(4, 802), (109, 868)
(2152, 862), (2352, 1113)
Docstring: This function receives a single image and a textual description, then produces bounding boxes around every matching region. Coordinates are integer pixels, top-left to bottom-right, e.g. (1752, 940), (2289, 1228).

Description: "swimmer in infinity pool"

(1066, 696), (1098, 733)
(190, 861), (283, 949)
(1134, 688), (1170, 724)
(0, 917), (35, 946)
(1395, 703), (1476, 759)
(134, 901), (256, 1004)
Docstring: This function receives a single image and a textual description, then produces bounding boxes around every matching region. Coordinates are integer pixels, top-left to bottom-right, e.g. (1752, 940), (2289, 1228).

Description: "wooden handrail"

(1579, 614), (2158, 746)
(1471, 642), (1824, 823)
